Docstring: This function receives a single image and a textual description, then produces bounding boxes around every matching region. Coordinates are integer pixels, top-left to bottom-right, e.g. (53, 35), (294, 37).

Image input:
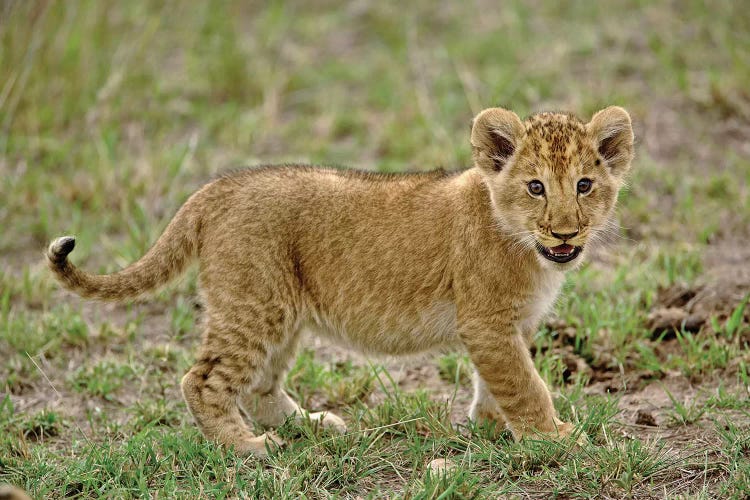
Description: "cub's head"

(471, 106), (634, 270)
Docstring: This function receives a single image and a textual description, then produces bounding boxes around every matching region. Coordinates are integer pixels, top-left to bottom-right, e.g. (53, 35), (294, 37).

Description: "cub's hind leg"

(238, 329), (346, 434)
(469, 370), (508, 438)
(181, 305), (285, 457)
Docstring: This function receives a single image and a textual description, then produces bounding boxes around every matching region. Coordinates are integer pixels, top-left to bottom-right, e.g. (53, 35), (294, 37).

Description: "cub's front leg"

(460, 318), (574, 441)
(468, 322), (539, 436)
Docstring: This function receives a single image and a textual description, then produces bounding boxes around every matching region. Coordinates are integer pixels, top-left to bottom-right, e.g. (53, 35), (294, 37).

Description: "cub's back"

(197, 166), (467, 351)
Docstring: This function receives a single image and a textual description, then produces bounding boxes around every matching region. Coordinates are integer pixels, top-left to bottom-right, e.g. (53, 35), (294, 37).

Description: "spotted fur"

(47, 106), (634, 456)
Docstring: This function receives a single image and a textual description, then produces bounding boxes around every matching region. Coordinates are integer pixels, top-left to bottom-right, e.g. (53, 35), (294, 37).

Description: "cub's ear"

(587, 106), (634, 177)
(471, 107), (525, 172)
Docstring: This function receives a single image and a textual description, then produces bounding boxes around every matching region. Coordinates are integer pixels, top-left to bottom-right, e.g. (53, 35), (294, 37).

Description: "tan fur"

(47, 106), (634, 455)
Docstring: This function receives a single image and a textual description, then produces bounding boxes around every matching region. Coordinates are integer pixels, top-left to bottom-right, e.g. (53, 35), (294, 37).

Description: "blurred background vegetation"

(1, 1), (749, 497)
(1, 0), (748, 259)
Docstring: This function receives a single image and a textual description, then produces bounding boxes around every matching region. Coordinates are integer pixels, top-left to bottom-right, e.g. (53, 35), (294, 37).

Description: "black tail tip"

(48, 236), (76, 265)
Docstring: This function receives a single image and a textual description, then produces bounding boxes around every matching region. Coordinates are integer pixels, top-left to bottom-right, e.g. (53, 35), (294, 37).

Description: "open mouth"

(536, 243), (583, 263)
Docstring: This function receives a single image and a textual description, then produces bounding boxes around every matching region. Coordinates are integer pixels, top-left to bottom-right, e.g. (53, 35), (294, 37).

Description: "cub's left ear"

(587, 106), (634, 177)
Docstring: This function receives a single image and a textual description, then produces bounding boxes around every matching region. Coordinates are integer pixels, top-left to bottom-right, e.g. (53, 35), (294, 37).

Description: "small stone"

(426, 458), (457, 474)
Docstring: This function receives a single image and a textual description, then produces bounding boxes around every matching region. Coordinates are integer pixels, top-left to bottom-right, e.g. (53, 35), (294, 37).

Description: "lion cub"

(48, 106), (634, 456)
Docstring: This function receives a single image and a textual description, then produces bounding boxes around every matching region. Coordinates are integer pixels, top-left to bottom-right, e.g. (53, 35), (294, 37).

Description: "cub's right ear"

(470, 108), (525, 172)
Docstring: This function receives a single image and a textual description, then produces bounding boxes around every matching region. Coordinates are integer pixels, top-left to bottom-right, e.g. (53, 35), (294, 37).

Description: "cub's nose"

(551, 230), (579, 241)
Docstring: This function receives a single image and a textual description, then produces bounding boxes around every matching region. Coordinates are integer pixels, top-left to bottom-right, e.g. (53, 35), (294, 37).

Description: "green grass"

(1, 386), (746, 497)
(1, 0), (749, 497)
(286, 349), (375, 409)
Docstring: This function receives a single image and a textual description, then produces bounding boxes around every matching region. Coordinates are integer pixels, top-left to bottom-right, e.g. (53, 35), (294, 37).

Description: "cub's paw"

(235, 431), (285, 457)
(555, 420), (575, 437)
(515, 420), (587, 446)
(308, 411), (347, 434)
(469, 405), (508, 439)
(0, 484), (33, 500)
(553, 420), (588, 446)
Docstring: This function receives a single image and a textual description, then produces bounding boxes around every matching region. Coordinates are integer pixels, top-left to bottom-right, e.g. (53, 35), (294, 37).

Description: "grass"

(1, 0), (750, 497)
(1, 386), (745, 497)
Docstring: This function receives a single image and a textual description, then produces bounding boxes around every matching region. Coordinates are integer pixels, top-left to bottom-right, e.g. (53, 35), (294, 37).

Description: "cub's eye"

(528, 180), (545, 196)
(577, 178), (593, 194)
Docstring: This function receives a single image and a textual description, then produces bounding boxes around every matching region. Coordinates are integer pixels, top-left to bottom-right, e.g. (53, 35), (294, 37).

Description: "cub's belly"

(304, 300), (459, 355)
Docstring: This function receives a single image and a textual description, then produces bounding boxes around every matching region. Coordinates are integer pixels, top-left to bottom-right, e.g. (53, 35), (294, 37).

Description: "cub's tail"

(47, 200), (200, 301)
